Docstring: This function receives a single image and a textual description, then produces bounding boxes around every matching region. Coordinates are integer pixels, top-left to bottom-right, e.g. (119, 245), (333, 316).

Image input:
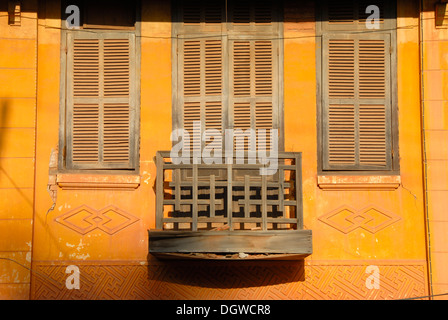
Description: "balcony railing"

(148, 151), (312, 260)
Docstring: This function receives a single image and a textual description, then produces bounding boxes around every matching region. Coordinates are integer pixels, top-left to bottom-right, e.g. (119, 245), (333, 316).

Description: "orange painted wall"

(0, 0), (37, 299)
(421, 0), (448, 300)
(0, 0), (435, 299)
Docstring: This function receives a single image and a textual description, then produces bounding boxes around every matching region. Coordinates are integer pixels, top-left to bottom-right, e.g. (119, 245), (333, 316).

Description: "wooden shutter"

(179, 0), (224, 34)
(228, 0), (278, 35)
(66, 32), (136, 169)
(230, 39), (277, 152)
(322, 33), (392, 170)
(322, 0), (388, 31)
(179, 38), (224, 151)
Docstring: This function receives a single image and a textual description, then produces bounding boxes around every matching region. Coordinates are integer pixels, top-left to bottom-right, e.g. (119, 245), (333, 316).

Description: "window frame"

(171, 0), (285, 153)
(316, 0), (399, 175)
(58, 2), (141, 174)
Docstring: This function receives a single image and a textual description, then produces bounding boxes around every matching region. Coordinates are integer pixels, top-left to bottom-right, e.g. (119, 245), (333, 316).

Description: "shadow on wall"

(0, 100), (33, 207)
(146, 257), (305, 289)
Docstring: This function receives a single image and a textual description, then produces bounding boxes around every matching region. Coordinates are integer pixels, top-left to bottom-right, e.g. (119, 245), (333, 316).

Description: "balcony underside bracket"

(148, 230), (312, 260)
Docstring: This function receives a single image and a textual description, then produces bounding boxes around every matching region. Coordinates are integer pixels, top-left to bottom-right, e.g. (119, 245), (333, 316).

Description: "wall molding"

(317, 175), (401, 191)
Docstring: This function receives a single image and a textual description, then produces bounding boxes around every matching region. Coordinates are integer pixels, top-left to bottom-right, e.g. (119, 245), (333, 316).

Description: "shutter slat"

(328, 0), (356, 24)
(328, 39), (355, 99)
(205, 40), (222, 95)
(204, 102), (223, 147)
(205, 102), (222, 130)
(232, 0), (273, 25)
(234, 102), (252, 151)
(359, 104), (387, 166)
(182, 0), (222, 25)
(182, 0), (201, 24)
(183, 40), (201, 96)
(72, 104), (99, 162)
(328, 104), (356, 165)
(183, 39), (223, 96)
(104, 39), (130, 98)
(73, 39), (100, 97)
(255, 41), (273, 96)
(233, 41), (251, 96)
(326, 0), (385, 26)
(103, 103), (130, 163)
(359, 39), (386, 99)
(256, 102), (273, 151)
(184, 102), (202, 152)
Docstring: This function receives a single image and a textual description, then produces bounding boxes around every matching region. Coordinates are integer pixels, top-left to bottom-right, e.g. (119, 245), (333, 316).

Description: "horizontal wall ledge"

(148, 230), (312, 260)
(317, 175), (401, 191)
(56, 173), (140, 190)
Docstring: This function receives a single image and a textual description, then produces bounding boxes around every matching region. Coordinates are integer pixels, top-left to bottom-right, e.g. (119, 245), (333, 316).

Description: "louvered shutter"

(180, 0), (223, 28)
(178, 1), (225, 153)
(66, 32), (136, 169)
(228, 0), (278, 34)
(322, 0), (388, 31)
(322, 33), (392, 170)
(179, 38), (224, 152)
(230, 39), (277, 152)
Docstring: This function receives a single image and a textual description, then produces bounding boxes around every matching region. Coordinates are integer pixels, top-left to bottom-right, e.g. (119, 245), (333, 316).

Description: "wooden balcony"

(148, 151), (312, 260)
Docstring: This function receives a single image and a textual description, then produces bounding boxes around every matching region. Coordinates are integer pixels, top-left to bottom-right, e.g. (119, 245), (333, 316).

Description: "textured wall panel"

(30, 260), (427, 300)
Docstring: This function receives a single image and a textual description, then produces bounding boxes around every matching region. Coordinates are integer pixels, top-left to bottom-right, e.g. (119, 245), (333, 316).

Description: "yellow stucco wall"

(421, 0), (448, 299)
(0, 0), (37, 299)
(0, 0), (440, 299)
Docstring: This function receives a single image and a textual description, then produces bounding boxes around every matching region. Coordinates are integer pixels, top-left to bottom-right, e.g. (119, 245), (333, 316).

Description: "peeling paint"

(25, 242), (32, 262)
(76, 239), (85, 251)
(66, 242), (75, 248)
(142, 171), (151, 184)
(69, 253), (90, 260)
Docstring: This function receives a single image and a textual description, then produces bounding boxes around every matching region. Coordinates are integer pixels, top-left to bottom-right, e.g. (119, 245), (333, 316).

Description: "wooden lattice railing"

(155, 151), (303, 232)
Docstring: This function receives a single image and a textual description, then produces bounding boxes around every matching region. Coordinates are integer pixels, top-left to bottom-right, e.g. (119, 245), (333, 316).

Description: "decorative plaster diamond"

(55, 205), (139, 235)
(319, 205), (401, 234)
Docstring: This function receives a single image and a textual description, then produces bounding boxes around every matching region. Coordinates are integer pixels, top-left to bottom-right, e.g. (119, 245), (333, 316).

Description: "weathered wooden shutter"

(66, 32), (136, 169)
(320, 0), (395, 171)
(322, 33), (392, 170)
(228, 0), (278, 152)
(179, 38), (224, 152)
(181, 0), (223, 26)
(230, 39), (277, 152)
(323, 0), (387, 30)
